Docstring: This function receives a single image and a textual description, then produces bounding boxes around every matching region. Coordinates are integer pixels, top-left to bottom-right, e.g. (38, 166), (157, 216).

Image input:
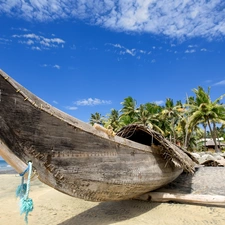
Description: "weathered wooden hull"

(0, 70), (184, 201)
(137, 167), (225, 206)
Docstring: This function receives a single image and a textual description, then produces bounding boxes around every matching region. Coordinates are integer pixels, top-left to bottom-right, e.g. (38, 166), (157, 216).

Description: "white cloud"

(185, 49), (196, 53)
(11, 27), (29, 32)
(201, 48), (207, 52)
(18, 39), (34, 45)
(213, 80), (225, 86)
(0, 37), (12, 44)
(139, 50), (145, 54)
(65, 106), (78, 110)
(53, 100), (58, 104)
(74, 98), (112, 106)
(12, 33), (65, 50)
(41, 64), (61, 69)
(53, 64), (60, 69)
(27, 39), (34, 45)
(151, 59), (156, 63)
(1, 1), (224, 40)
(31, 46), (41, 51)
(154, 100), (164, 105)
(188, 45), (198, 48)
(107, 43), (136, 56)
(107, 43), (150, 58)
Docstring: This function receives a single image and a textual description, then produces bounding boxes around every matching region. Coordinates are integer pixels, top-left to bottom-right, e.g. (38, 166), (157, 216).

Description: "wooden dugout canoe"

(0, 69), (196, 201)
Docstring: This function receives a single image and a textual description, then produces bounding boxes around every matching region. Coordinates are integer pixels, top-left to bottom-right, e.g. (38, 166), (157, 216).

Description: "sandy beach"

(0, 174), (225, 225)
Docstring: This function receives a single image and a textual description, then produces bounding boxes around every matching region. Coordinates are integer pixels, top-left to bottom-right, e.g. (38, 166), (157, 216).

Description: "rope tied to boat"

(16, 162), (34, 223)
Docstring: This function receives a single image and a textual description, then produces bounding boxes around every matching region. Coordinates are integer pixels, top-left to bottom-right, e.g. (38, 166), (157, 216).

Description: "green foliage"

(89, 112), (105, 126)
(89, 86), (225, 152)
(186, 86), (225, 152)
(104, 109), (121, 132)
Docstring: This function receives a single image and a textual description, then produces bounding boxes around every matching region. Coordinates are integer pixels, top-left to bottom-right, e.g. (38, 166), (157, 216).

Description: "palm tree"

(136, 104), (149, 126)
(136, 103), (164, 134)
(89, 112), (105, 126)
(104, 109), (120, 132)
(120, 96), (138, 124)
(183, 95), (199, 149)
(187, 86), (225, 152)
(216, 124), (225, 140)
(161, 98), (183, 144)
(119, 114), (134, 127)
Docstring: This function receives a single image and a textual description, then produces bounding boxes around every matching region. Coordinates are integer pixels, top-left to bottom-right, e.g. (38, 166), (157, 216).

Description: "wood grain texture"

(137, 167), (225, 206)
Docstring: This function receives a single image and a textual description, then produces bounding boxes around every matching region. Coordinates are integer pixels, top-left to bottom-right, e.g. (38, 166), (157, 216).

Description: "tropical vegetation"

(89, 86), (225, 152)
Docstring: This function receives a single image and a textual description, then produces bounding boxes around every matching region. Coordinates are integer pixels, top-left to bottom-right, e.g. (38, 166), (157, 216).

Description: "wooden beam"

(0, 140), (27, 174)
(137, 192), (225, 206)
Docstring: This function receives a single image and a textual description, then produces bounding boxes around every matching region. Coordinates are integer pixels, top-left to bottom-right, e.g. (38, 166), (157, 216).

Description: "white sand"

(0, 174), (225, 225)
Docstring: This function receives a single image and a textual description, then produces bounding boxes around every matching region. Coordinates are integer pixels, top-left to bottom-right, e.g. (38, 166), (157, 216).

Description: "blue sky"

(0, 0), (225, 123)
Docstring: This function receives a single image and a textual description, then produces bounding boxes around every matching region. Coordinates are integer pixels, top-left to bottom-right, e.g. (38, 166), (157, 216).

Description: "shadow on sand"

(58, 200), (160, 225)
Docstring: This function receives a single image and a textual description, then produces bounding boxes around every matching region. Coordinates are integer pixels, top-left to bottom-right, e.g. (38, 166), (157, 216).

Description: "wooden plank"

(0, 140), (27, 174)
(137, 192), (225, 206)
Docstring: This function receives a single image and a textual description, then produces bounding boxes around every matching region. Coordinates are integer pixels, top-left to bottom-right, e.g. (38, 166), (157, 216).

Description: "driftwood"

(201, 159), (224, 167)
(137, 167), (225, 206)
(138, 192), (225, 206)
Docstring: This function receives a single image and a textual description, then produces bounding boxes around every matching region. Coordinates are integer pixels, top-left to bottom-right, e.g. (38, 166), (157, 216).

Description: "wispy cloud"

(12, 33), (65, 50)
(11, 27), (29, 32)
(107, 43), (136, 56)
(106, 43), (150, 58)
(53, 65), (60, 69)
(32, 46), (41, 51)
(188, 45), (198, 48)
(0, 37), (12, 45)
(213, 80), (225, 86)
(154, 100), (164, 105)
(65, 106), (78, 110)
(1, 1), (224, 40)
(185, 49), (196, 54)
(41, 64), (61, 69)
(74, 98), (112, 106)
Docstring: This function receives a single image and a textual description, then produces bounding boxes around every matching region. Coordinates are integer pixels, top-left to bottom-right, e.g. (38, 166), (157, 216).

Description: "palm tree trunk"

(207, 120), (220, 153)
(203, 123), (207, 151)
(184, 123), (193, 150)
(184, 94), (190, 149)
(171, 118), (176, 144)
(184, 128), (188, 149)
(172, 127), (176, 144)
(213, 122), (221, 150)
(185, 131), (193, 151)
